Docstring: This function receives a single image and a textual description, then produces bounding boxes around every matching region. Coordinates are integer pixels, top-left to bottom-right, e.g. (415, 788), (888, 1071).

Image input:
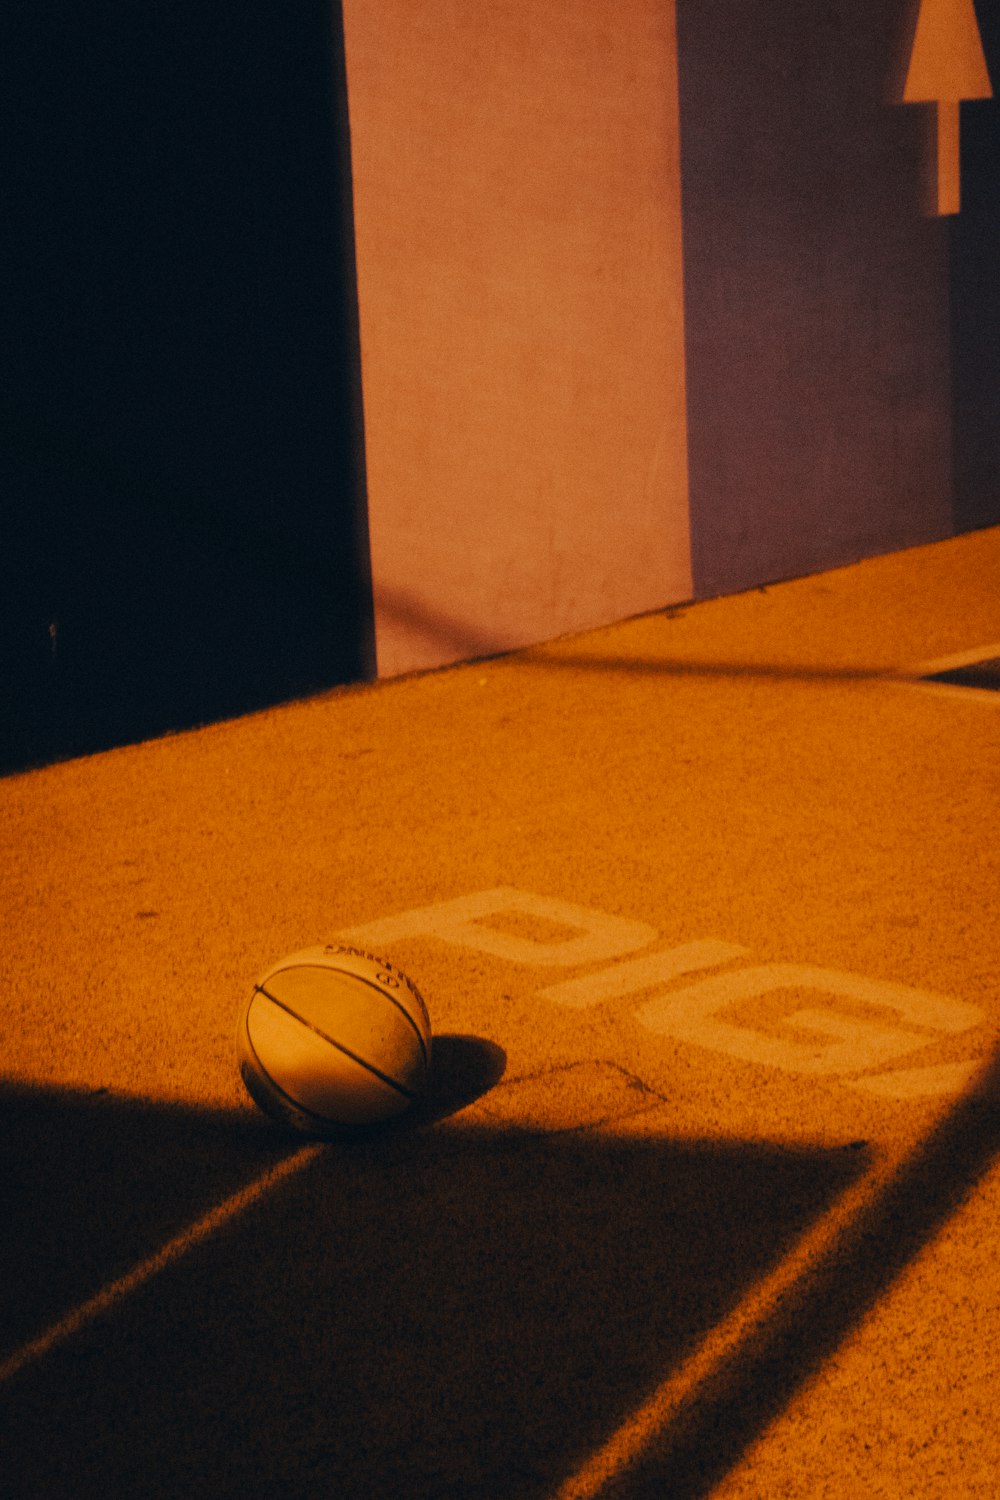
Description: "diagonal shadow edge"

(1, 1143), (868, 1500)
(521, 650), (897, 683)
(1, 1061), (871, 1500)
(594, 1045), (1000, 1499)
(0, 1035), (506, 1382)
(372, 586), (905, 684)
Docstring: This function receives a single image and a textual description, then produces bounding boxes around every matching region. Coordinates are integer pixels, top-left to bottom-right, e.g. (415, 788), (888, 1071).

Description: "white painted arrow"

(903, 0), (993, 215)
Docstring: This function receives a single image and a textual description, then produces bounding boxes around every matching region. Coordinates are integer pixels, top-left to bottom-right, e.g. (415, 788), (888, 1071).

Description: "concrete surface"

(1, 527), (999, 1497)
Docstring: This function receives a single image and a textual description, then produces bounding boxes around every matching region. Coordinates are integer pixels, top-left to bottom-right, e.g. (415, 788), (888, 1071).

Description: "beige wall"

(342, 0), (692, 677)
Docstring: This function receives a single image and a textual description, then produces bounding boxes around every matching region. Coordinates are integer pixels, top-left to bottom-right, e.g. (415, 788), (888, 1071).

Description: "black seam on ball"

(324, 944), (432, 1033)
(239, 1059), (319, 1132)
(263, 964), (430, 1069)
(254, 985), (418, 1099)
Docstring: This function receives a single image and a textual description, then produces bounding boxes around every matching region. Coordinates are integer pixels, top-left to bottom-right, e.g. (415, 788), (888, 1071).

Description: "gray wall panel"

(679, 0), (956, 599)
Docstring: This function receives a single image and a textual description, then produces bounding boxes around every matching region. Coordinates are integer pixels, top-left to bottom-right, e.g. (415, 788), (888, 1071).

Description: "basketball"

(237, 944), (432, 1134)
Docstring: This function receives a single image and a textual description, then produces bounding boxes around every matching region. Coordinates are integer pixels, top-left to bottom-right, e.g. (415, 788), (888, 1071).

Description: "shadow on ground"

(2, 1044), (869, 1500)
(611, 1047), (1000, 1499)
(7, 1043), (997, 1499)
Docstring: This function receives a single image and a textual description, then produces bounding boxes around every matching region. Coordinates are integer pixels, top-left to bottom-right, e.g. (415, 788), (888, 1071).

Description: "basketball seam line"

(254, 985), (417, 1100)
(266, 962), (430, 1068)
(241, 1056), (354, 1131)
(323, 945), (432, 1038)
(370, 981), (429, 1063)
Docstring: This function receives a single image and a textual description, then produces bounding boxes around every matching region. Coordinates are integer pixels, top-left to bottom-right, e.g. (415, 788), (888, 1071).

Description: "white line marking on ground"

(0, 1143), (322, 1387)
(900, 679), (1000, 707)
(636, 965), (981, 1077)
(910, 642), (1000, 676)
(849, 1059), (981, 1099)
(892, 642), (1000, 706)
(341, 887), (658, 967)
(538, 941), (747, 1009)
(551, 1151), (901, 1500)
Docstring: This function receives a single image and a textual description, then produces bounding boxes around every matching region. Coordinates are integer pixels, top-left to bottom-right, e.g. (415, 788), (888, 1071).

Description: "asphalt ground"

(2, 526), (999, 1498)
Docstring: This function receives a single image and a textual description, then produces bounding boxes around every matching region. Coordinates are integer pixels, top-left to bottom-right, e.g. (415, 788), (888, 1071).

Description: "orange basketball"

(237, 944), (431, 1134)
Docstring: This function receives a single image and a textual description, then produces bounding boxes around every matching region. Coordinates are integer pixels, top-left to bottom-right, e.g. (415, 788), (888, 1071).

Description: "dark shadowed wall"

(951, 3), (1000, 534)
(2, 0), (373, 770)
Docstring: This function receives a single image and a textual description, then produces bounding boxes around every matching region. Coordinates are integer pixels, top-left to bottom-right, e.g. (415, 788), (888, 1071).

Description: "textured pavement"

(2, 526), (999, 1498)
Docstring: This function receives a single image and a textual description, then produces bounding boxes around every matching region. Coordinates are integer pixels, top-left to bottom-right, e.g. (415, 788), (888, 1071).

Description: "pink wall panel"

(343, 0), (692, 677)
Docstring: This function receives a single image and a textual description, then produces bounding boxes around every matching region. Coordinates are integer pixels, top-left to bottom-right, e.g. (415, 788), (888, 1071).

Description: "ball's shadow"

(413, 1033), (508, 1127)
(255, 1034), (507, 1144)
